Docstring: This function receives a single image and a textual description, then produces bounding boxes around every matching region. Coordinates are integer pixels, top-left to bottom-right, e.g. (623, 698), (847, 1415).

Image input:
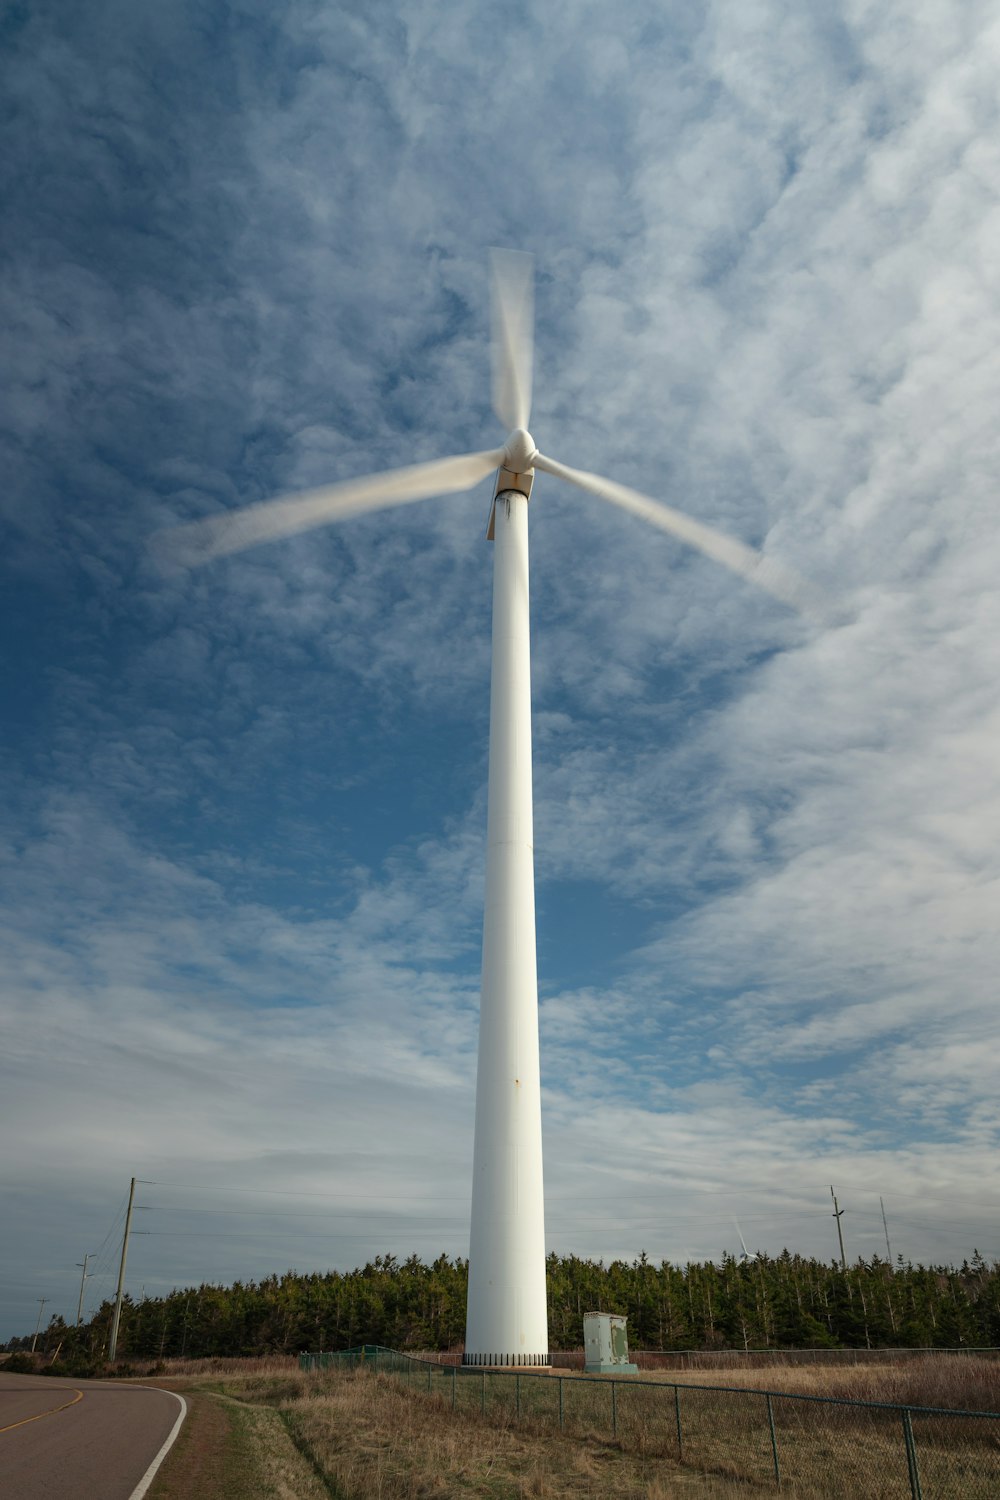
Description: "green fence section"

(299, 1346), (1000, 1497)
(299, 1345), (384, 1370)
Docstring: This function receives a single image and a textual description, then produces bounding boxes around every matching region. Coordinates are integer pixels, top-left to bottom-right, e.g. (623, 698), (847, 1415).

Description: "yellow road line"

(0, 1388), (83, 1432)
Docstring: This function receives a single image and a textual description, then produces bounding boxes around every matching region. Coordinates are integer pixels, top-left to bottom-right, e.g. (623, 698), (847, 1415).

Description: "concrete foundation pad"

(459, 1363), (553, 1373)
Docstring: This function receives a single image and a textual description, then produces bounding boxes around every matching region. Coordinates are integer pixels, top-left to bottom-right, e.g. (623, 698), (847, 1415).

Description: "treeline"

(9, 1250), (1000, 1361)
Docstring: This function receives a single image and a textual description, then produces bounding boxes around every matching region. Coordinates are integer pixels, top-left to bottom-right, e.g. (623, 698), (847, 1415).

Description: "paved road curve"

(0, 1371), (186, 1500)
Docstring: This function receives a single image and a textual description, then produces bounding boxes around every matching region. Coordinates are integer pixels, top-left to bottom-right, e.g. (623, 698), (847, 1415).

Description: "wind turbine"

(156, 251), (808, 1369)
(735, 1218), (762, 1264)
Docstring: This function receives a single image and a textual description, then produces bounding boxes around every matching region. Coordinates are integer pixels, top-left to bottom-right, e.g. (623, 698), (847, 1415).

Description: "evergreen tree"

(12, 1251), (1000, 1359)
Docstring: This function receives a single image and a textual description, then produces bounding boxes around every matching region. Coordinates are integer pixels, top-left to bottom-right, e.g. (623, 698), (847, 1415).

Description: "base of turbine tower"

(460, 1351), (551, 1368)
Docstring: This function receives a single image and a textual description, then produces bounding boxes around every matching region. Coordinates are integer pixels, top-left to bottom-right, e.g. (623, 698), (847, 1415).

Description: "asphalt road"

(0, 1371), (185, 1500)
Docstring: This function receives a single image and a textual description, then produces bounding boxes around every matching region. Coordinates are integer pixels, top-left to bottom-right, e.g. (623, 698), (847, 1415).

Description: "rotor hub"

(503, 428), (536, 472)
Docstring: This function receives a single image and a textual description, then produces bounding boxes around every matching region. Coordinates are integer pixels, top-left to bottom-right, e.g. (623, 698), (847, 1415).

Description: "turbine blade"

(533, 452), (816, 614)
(153, 448), (504, 567)
(490, 248), (534, 432)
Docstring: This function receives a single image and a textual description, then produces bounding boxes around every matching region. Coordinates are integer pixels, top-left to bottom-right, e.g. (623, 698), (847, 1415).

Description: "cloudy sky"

(3, 0), (999, 1342)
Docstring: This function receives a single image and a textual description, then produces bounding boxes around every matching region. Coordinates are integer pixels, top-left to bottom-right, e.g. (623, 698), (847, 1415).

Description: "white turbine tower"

(156, 252), (809, 1370)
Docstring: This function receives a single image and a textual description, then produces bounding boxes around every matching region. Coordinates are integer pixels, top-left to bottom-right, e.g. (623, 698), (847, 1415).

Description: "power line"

(145, 1179), (470, 1200)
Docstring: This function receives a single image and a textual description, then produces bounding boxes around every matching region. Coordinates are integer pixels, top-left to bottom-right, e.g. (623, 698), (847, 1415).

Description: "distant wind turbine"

(735, 1218), (762, 1263)
(155, 252), (809, 1368)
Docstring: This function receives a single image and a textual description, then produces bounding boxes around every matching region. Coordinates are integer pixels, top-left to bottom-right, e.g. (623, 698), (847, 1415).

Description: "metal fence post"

(902, 1409), (922, 1500)
(481, 1370), (486, 1415)
(674, 1386), (683, 1458)
(451, 1366), (456, 1411)
(427, 1363), (432, 1393)
(766, 1393), (780, 1487)
(612, 1380), (618, 1440)
(559, 1376), (564, 1430)
(516, 1373), (521, 1417)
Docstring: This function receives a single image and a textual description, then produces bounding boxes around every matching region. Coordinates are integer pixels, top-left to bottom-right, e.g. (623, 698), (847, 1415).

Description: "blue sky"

(3, 0), (1000, 1340)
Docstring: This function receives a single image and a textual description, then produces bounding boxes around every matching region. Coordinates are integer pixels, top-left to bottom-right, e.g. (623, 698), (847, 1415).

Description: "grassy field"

(625, 1354), (1000, 1410)
(146, 1361), (781, 1498)
(405, 1349), (1000, 1411)
(136, 1352), (1000, 1499)
(384, 1358), (999, 1498)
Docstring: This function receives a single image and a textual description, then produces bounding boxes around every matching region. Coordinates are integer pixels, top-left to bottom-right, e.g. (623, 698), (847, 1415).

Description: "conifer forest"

(9, 1251), (1000, 1362)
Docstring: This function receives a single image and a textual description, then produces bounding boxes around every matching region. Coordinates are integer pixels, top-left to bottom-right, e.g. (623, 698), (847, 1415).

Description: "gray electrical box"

(583, 1312), (638, 1374)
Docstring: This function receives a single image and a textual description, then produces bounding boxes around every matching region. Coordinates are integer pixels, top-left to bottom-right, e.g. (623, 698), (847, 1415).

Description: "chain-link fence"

(299, 1346), (1000, 1496)
(625, 1347), (1000, 1374)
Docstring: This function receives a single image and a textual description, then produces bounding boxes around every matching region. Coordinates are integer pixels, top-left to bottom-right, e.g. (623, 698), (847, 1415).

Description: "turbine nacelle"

(487, 428), (537, 540)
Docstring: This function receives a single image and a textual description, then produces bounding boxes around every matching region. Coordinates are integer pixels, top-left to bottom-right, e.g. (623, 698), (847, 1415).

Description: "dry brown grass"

(144, 1387), (328, 1500)
(152, 1361), (323, 1408)
(418, 1350), (1000, 1414)
(357, 1358), (1000, 1498)
(166, 1364), (785, 1497)
(624, 1355), (1000, 1412)
(139, 1354), (302, 1379)
(280, 1371), (779, 1498)
(147, 1352), (1000, 1498)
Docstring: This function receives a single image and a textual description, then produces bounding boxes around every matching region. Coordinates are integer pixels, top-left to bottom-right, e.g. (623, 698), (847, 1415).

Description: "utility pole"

(830, 1185), (847, 1271)
(30, 1298), (49, 1353)
(108, 1178), (136, 1362)
(880, 1196), (894, 1266)
(76, 1254), (94, 1325)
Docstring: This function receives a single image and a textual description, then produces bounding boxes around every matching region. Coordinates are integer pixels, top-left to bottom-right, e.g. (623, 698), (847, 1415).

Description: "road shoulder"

(143, 1386), (331, 1500)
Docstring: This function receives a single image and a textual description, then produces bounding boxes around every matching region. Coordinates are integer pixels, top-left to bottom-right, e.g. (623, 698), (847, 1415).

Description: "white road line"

(128, 1389), (188, 1500)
